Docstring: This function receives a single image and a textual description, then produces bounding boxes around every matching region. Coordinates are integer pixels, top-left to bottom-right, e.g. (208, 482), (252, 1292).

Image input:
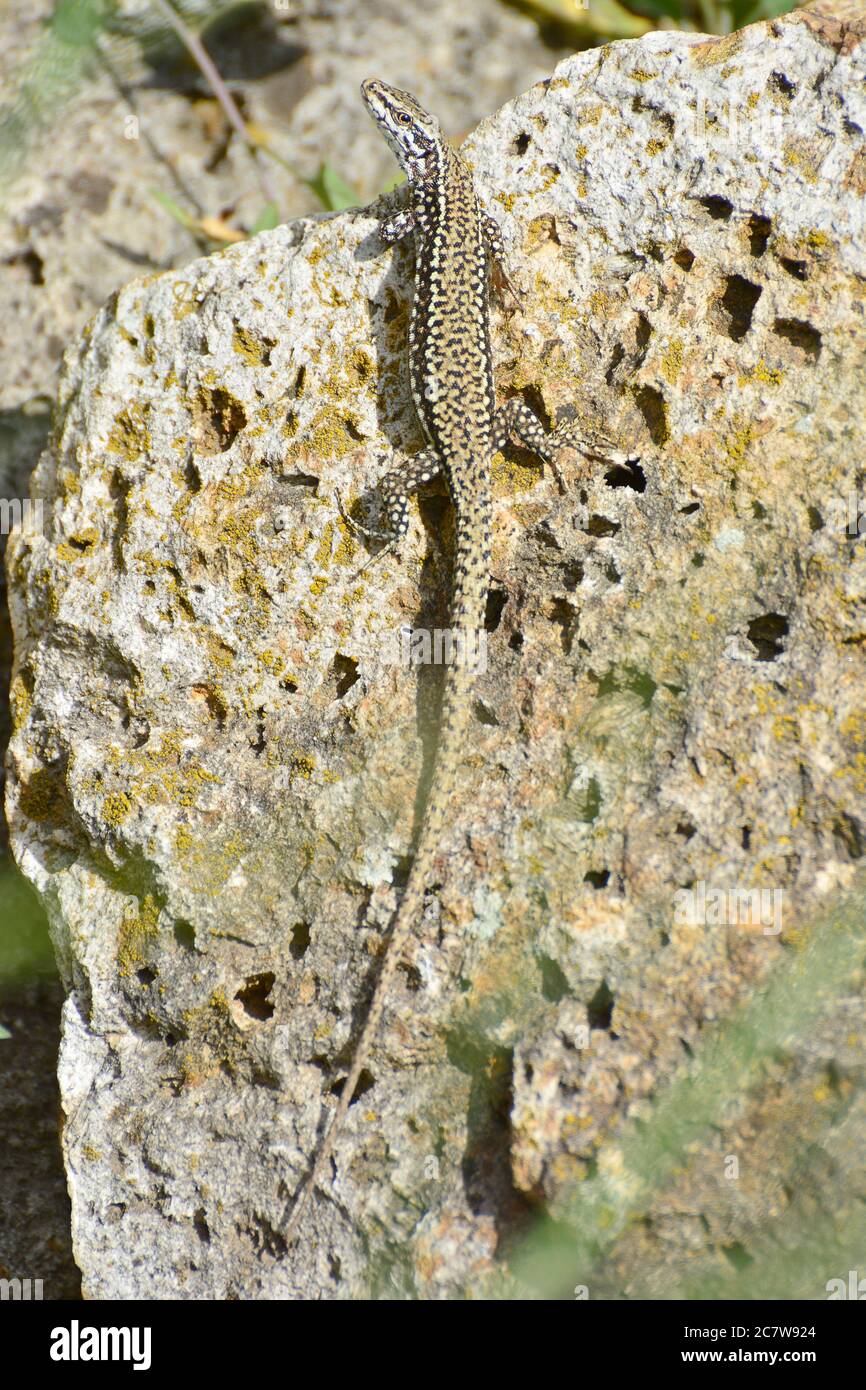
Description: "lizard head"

(361, 79), (444, 180)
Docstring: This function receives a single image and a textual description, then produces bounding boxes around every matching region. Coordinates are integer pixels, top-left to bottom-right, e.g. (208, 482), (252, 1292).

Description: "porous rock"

(6, 6), (866, 1298)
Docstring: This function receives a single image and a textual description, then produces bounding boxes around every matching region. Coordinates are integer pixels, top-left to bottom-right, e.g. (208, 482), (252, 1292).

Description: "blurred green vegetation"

(0, 858), (55, 986)
(508, 0), (798, 41)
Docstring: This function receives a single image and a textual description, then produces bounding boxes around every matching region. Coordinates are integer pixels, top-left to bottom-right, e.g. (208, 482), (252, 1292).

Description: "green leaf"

(583, 0), (655, 34)
(150, 187), (199, 231)
(0, 1023), (11, 1040)
(248, 202), (279, 235)
(304, 162), (358, 212)
(730, 0), (794, 26)
(517, 0), (653, 36)
(625, 0), (685, 19)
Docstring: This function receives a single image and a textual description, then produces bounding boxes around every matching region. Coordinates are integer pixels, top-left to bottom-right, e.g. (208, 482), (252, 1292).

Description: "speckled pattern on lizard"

(284, 78), (638, 1243)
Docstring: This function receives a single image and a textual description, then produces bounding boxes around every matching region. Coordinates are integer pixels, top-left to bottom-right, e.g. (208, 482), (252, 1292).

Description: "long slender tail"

(285, 491), (491, 1243)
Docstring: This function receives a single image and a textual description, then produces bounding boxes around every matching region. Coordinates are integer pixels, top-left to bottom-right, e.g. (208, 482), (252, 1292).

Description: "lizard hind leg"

(493, 396), (639, 493)
(337, 447), (443, 577)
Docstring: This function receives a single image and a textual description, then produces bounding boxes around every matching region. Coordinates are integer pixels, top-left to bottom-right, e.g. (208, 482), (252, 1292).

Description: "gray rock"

(6, 6), (866, 1298)
(0, 0), (567, 1295)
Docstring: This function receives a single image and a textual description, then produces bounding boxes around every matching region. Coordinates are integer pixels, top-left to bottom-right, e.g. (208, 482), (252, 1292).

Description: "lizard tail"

(285, 491), (491, 1244)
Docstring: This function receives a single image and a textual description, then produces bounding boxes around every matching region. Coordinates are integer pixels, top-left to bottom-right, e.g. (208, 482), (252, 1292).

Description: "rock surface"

(6, 6), (866, 1298)
(0, 0), (565, 1297)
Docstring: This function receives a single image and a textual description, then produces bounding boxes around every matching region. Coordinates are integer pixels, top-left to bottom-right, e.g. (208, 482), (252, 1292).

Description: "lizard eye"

(396, 111), (412, 125)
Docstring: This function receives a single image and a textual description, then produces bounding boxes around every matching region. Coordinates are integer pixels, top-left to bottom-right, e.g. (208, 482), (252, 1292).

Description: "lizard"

(284, 78), (637, 1244)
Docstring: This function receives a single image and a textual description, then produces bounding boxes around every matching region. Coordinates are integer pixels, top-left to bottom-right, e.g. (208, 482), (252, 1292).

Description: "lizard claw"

(575, 432), (641, 469)
(335, 488), (388, 542)
(547, 456), (567, 493)
(494, 262), (523, 313)
(335, 488), (399, 580)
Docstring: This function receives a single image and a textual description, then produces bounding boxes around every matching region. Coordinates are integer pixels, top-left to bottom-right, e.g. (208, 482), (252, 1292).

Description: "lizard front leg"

(482, 210), (507, 266)
(482, 211), (521, 309)
(379, 207), (417, 244)
(492, 396), (639, 492)
(340, 448), (442, 569)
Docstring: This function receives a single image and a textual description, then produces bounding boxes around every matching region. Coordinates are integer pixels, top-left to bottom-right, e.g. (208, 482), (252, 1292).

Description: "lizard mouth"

(360, 78), (388, 115)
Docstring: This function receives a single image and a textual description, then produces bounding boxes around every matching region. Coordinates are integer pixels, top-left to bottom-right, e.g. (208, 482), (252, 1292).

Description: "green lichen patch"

(17, 765), (69, 826)
(117, 892), (161, 976)
(217, 509), (260, 566)
(492, 450), (543, 496)
(661, 339), (684, 386)
(805, 229), (830, 252)
(524, 215), (559, 254)
(289, 750), (317, 783)
(313, 520), (335, 570)
(205, 635), (236, 672)
(232, 326), (276, 367)
(738, 359), (784, 387)
(784, 138), (830, 184)
(333, 517), (357, 567)
(107, 403), (151, 461)
(9, 673), (33, 734)
(283, 406), (363, 468)
(255, 648), (281, 674)
(175, 985), (259, 1084)
(344, 348), (375, 389)
(724, 416), (756, 466)
(103, 791), (133, 826)
(57, 526), (100, 563)
(231, 566), (272, 630)
(190, 684), (229, 725)
(173, 828), (249, 895)
(113, 731), (223, 810)
(690, 32), (743, 69)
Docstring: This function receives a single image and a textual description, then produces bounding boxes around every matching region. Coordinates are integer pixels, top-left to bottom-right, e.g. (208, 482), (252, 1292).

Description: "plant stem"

(150, 0), (278, 209)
